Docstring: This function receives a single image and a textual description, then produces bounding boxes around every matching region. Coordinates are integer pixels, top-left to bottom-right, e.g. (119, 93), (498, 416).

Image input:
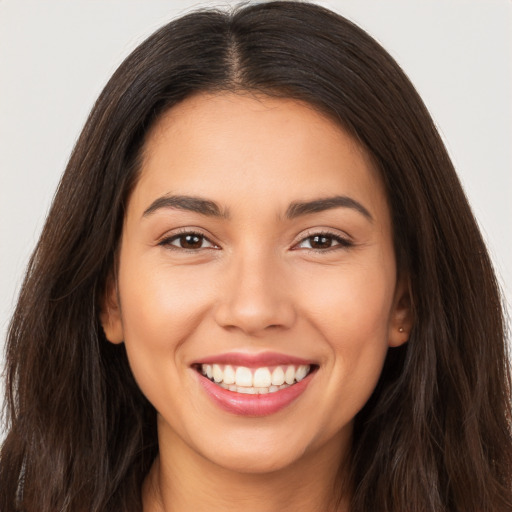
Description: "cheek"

(302, 258), (395, 337)
(116, 258), (217, 399)
(300, 260), (395, 408)
(119, 260), (216, 344)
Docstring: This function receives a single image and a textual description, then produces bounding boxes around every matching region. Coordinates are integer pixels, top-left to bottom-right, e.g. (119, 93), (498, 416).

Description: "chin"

(190, 419), (339, 476)
(201, 443), (306, 475)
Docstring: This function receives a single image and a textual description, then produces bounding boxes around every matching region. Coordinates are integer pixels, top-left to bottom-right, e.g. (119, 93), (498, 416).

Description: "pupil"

(182, 234), (202, 248)
(311, 235), (331, 249)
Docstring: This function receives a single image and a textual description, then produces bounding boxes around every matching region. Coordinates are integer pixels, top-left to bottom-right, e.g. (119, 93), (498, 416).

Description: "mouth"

(193, 363), (317, 394)
(192, 356), (318, 416)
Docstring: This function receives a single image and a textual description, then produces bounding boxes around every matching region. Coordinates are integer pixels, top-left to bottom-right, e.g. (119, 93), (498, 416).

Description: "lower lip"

(197, 371), (314, 416)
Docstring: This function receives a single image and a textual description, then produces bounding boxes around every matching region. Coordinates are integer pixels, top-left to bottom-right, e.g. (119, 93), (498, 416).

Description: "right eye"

(159, 231), (218, 251)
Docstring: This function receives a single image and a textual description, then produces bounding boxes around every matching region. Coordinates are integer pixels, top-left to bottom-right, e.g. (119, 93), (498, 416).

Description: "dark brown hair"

(1, 2), (511, 511)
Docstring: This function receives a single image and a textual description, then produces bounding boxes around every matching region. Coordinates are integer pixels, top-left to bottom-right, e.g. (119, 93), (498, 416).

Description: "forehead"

(130, 92), (389, 224)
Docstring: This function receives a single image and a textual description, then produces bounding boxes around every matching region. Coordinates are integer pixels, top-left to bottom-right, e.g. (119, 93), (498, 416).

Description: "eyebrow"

(143, 194), (230, 218)
(142, 194), (372, 222)
(285, 195), (373, 221)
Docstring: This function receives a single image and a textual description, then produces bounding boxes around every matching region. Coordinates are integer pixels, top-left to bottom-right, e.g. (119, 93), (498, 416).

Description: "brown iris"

(178, 234), (204, 249)
(309, 235), (334, 249)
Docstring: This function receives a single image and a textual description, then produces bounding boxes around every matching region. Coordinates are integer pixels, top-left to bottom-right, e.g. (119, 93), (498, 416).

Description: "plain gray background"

(1, 0), (511, 408)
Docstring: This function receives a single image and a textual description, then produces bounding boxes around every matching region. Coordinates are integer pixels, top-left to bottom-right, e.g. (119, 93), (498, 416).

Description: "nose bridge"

(214, 243), (295, 335)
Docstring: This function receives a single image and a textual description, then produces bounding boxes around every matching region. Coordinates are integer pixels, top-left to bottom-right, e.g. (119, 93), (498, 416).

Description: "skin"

(101, 92), (412, 511)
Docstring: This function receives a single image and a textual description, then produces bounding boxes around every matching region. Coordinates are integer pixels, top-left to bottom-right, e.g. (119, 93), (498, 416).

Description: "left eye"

(161, 233), (216, 250)
(296, 233), (351, 250)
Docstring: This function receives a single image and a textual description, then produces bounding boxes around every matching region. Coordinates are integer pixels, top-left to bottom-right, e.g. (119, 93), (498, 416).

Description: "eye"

(159, 231), (217, 251)
(295, 232), (352, 251)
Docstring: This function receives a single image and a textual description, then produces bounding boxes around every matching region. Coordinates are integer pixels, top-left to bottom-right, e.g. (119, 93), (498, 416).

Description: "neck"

(142, 419), (352, 512)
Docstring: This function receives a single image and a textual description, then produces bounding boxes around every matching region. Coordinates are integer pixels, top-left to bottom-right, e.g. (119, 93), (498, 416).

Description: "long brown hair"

(1, 2), (511, 511)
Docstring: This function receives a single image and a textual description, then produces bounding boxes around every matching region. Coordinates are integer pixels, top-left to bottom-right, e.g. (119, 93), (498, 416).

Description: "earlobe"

(100, 274), (124, 344)
(388, 276), (414, 348)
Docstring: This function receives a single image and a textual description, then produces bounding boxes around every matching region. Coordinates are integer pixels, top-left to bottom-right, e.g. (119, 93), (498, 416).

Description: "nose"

(213, 249), (296, 336)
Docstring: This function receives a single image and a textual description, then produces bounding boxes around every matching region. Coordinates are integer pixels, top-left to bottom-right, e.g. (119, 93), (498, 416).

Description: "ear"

(99, 273), (124, 344)
(388, 274), (414, 348)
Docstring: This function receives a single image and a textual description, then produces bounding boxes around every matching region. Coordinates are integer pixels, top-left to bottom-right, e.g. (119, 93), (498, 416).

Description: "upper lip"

(192, 351), (316, 368)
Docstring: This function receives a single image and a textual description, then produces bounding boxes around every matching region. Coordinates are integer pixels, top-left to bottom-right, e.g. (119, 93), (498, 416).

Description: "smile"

(193, 354), (318, 416)
(199, 364), (312, 394)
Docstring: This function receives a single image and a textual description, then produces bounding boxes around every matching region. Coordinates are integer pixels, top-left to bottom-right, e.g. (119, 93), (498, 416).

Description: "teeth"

(212, 364), (223, 383)
(271, 366), (285, 386)
(253, 367), (272, 387)
(296, 365), (309, 382)
(223, 365), (235, 385)
(235, 366), (253, 387)
(200, 363), (312, 391)
(219, 384), (293, 394)
(238, 386), (256, 394)
(285, 365), (295, 385)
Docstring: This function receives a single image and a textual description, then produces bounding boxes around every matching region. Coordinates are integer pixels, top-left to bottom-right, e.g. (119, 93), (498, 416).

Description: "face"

(102, 92), (411, 475)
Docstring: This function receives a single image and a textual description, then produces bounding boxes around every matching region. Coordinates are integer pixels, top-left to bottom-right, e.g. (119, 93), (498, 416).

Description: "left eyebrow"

(142, 194), (230, 219)
(285, 195), (373, 222)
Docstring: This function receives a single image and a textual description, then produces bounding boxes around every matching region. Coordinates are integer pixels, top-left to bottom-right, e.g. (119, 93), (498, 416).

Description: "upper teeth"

(201, 364), (310, 388)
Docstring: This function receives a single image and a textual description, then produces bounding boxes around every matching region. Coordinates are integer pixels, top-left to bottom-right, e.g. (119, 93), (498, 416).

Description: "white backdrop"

(1, 0), (511, 408)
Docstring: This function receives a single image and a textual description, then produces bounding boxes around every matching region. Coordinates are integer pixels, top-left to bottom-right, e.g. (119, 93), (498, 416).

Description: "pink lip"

(192, 351), (315, 368)
(196, 369), (315, 417)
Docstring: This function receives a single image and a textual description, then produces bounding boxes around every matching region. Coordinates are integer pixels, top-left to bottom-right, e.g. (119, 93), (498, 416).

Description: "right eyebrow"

(142, 194), (230, 219)
(285, 195), (373, 222)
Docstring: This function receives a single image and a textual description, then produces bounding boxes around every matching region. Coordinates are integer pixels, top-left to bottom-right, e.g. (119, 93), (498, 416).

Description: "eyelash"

(158, 229), (353, 252)
(293, 231), (353, 251)
(158, 230), (218, 252)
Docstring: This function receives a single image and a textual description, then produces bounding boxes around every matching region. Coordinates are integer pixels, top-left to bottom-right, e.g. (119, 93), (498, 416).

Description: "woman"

(1, 2), (511, 511)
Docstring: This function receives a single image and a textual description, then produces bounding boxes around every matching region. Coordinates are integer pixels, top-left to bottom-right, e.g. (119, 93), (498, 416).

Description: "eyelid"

(158, 227), (220, 250)
(291, 228), (354, 251)
(156, 226), (353, 252)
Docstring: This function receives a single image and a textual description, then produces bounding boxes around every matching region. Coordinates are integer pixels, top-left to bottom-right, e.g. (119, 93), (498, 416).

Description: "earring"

(399, 327), (404, 333)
